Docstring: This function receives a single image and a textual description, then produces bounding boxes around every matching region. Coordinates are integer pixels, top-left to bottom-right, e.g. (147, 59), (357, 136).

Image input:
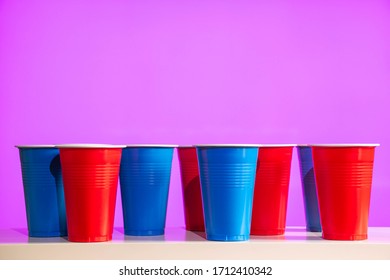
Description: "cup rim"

(124, 144), (178, 148)
(259, 144), (297, 147)
(309, 143), (380, 147)
(195, 144), (261, 147)
(56, 144), (126, 148)
(15, 145), (56, 149)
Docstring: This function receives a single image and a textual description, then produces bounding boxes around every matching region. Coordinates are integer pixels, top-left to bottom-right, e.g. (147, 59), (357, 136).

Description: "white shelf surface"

(0, 227), (389, 260)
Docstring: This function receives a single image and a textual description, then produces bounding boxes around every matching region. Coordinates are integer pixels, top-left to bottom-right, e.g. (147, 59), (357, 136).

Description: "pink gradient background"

(1, 0), (389, 230)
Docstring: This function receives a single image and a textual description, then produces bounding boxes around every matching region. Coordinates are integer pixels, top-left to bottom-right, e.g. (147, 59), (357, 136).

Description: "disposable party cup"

(177, 146), (205, 231)
(196, 144), (259, 241)
(297, 145), (321, 232)
(57, 144), (124, 242)
(251, 144), (295, 235)
(311, 144), (379, 241)
(119, 145), (176, 236)
(16, 145), (67, 237)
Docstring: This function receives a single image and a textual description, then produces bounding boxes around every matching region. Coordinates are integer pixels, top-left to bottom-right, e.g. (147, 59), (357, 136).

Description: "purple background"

(1, 0), (389, 230)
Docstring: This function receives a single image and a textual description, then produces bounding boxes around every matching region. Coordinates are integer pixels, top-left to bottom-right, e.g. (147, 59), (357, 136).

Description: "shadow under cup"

(17, 146), (67, 237)
(312, 144), (378, 240)
(196, 145), (258, 241)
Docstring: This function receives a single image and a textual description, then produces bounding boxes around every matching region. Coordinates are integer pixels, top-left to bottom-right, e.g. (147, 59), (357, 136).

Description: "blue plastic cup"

(17, 145), (67, 237)
(196, 145), (259, 241)
(119, 145), (176, 236)
(297, 145), (322, 232)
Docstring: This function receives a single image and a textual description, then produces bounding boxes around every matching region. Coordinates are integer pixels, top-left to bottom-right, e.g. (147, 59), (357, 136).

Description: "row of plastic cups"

(17, 144), (121, 241)
(17, 144), (178, 242)
(18, 143), (282, 242)
(180, 144), (295, 241)
(16, 143), (379, 242)
(179, 144), (379, 241)
(179, 144), (292, 241)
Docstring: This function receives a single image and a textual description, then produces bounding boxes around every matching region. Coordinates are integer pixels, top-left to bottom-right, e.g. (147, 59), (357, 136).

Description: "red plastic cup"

(57, 144), (124, 242)
(251, 145), (295, 235)
(177, 146), (205, 231)
(311, 144), (379, 240)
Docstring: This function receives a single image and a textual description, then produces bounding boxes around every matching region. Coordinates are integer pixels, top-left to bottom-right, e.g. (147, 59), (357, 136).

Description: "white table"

(0, 227), (389, 260)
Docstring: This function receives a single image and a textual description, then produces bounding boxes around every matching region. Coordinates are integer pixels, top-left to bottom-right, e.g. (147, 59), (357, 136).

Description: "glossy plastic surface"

(312, 146), (377, 240)
(177, 147), (205, 231)
(18, 147), (67, 237)
(251, 147), (293, 235)
(119, 147), (174, 236)
(297, 146), (322, 232)
(59, 148), (122, 242)
(196, 147), (258, 241)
